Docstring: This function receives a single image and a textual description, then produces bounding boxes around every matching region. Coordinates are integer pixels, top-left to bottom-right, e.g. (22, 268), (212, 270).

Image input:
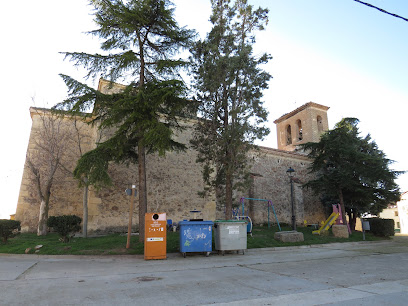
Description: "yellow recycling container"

(144, 213), (167, 260)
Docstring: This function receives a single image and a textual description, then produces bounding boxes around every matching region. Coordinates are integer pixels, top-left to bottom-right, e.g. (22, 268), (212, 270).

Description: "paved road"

(1, 236), (408, 305)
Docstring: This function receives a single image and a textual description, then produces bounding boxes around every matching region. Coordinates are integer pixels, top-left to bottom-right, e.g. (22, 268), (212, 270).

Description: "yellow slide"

(312, 212), (340, 235)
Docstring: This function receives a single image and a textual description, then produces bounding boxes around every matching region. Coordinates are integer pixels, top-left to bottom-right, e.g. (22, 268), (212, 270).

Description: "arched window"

(296, 119), (303, 141)
(317, 115), (323, 133)
(286, 125), (292, 145)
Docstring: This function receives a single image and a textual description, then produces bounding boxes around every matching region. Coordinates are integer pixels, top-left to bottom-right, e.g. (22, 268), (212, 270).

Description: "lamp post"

(286, 167), (296, 231)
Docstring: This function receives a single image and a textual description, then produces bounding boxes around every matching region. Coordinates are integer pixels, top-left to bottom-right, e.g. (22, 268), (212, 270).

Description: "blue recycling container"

(179, 220), (213, 257)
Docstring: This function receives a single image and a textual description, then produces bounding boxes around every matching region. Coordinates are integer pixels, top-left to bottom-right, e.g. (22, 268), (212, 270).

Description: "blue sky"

(265, 0), (408, 94)
(1, 0), (408, 218)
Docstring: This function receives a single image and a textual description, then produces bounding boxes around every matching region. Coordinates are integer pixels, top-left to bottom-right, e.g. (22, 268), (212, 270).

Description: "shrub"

(0, 219), (21, 243)
(47, 215), (82, 242)
(369, 218), (395, 237)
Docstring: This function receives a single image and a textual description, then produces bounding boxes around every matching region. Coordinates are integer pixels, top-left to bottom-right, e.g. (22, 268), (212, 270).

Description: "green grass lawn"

(0, 225), (384, 256)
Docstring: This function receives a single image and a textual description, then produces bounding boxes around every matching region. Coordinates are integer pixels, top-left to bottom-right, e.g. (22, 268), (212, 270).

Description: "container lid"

(214, 220), (247, 223)
(179, 220), (214, 225)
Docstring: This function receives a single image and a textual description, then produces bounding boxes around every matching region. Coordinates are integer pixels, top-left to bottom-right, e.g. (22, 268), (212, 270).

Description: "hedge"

(0, 219), (21, 243)
(47, 215), (82, 242)
(369, 218), (395, 237)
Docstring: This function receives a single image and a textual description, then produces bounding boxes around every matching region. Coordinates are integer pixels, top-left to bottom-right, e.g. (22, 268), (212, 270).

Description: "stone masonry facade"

(274, 102), (329, 152)
(15, 82), (328, 233)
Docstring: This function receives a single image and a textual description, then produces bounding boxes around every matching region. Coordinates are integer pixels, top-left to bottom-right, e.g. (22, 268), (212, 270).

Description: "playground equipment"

(239, 197), (281, 232)
(312, 203), (352, 235)
(312, 212), (339, 235)
(234, 215), (253, 236)
(332, 204), (352, 234)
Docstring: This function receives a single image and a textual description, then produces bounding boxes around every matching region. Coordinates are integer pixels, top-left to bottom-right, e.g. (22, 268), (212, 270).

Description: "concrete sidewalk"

(1, 237), (408, 305)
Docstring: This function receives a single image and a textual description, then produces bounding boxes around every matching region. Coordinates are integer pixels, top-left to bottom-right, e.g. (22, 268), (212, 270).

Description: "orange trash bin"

(144, 213), (167, 260)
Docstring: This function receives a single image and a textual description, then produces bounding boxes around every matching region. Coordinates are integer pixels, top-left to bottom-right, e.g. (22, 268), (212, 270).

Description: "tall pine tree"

(190, 0), (271, 219)
(55, 0), (195, 241)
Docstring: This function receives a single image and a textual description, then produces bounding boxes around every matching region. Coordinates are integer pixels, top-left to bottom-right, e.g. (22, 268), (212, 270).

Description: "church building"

(15, 80), (329, 233)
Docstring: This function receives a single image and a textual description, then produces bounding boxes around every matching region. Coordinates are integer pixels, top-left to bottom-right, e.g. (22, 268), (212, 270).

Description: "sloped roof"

(273, 102), (329, 124)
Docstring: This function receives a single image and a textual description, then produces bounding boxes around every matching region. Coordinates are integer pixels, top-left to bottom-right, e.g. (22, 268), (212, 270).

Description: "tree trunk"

(137, 31), (146, 243)
(223, 89), (232, 220)
(337, 187), (348, 226)
(248, 175), (255, 222)
(82, 183), (89, 238)
(37, 198), (49, 236)
(138, 143), (147, 242)
(225, 168), (233, 220)
(224, 136), (233, 220)
(349, 211), (357, 232)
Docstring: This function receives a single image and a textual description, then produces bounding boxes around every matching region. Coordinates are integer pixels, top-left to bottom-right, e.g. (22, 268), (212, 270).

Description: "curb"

(0, 240), (389, 260)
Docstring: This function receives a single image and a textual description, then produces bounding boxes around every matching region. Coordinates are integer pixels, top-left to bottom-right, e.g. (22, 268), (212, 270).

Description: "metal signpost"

(126, 185), (137, 249)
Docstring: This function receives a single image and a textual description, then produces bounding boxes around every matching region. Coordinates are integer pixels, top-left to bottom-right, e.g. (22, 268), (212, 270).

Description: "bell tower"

(274, 102), (329, 152)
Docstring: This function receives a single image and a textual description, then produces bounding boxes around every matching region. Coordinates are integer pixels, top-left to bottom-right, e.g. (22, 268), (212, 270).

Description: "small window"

(286, 125), (292, 145)
(317, 115), (323, 133)
(395, 211), (399, 216)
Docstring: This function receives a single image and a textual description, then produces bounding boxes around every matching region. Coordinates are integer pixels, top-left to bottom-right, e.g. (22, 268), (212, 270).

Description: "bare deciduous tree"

(26, 108), (75, 236)
(57, 117), (96, 238)
(27, 105), (106, 237)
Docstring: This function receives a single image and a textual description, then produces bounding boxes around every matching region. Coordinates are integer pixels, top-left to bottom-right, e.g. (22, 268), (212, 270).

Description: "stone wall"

(16, 109), (326, 234)
(83, 118), (216, 233)
(16, 108), (97, 232)
(245, 147), (325, 226)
